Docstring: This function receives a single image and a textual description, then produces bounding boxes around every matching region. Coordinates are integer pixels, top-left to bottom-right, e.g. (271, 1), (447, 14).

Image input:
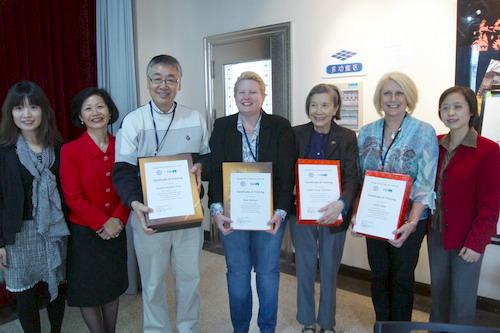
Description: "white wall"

(133, 0), (500, 301)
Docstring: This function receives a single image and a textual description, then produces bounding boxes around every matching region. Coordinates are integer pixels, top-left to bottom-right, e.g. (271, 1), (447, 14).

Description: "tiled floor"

(0, 249), (498, 332)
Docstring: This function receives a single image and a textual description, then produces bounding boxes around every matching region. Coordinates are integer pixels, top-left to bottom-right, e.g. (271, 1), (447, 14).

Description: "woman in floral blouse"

(355, 72), (438, 321)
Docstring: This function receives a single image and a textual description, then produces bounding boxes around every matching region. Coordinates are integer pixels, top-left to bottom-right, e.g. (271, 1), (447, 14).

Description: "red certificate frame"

(354, 170), (412, 241)
(296, 158), (343, 226)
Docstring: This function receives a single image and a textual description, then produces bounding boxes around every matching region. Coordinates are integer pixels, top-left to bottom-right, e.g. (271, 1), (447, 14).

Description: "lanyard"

(242, 124), (259, 162)
(149, 101), (176, 156)
(379, 114), (405, 170)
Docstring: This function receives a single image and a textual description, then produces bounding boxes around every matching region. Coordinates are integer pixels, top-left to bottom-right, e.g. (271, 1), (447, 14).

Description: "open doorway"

(204, 22), (291, 123)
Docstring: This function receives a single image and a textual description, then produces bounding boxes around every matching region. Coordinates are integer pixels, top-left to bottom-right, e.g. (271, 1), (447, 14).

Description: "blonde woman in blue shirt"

(355, 72), (438, 321)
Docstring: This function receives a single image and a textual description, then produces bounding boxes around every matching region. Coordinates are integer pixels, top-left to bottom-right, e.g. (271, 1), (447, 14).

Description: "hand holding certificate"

(223, 162), (273, 231)
(353, 170), (412, 241)
(296, 159), (343, 226)
(139, 154), (204, 232)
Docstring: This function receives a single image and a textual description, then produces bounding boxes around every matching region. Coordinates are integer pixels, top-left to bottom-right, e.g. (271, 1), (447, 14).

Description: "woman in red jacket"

(429, 86), (499, 325)
(60, 88), (130, 333)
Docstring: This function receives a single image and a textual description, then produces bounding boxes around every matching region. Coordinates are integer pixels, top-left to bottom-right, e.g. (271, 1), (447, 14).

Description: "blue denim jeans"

(220, 221), (286, 333)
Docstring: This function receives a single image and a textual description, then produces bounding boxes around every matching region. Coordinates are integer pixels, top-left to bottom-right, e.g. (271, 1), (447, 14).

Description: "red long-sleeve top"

(60, 132), (130, 230)
(436, 133), (499, 253)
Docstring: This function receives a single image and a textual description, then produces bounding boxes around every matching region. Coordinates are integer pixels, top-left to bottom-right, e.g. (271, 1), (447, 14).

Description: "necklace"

(380, 114), (406, 170)
(97, 140), (108, 152)
(387, 127), (399, 140)
(88, 131), (109, 152)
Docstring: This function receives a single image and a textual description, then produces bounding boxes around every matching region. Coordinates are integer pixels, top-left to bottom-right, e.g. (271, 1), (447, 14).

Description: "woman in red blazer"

(428, 86), (499, 325)
(60, 88), (130, 333)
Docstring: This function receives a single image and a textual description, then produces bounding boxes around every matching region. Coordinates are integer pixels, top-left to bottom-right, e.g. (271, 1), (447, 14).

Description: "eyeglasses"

(309, 102), (334, 111)
(148, 76), (179, 87)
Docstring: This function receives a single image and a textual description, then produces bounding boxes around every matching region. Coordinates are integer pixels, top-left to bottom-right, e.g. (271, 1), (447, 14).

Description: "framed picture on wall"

(455, 0), (500, 95)
(456, 1), (500, 245)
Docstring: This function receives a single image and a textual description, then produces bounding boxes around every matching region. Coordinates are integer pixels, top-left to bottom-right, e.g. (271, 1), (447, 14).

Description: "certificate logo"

(240, 181), (246, 187)
(156, 169), (163, 175)
(372, 185), (379, 191)
(308, 172), (314, 178)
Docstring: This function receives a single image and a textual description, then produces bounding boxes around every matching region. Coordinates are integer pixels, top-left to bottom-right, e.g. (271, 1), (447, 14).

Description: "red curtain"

(0, 0), (96, 140)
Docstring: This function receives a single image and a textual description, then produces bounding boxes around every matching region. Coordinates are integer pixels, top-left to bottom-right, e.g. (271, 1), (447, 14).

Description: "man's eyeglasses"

(148, 76), (179, 87)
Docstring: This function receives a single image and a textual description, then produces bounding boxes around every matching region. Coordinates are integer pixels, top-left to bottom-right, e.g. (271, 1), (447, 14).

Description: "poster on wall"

(455, 1), (500, 244)
(335, 82), (362, 131)
(455, 0), (499, 97)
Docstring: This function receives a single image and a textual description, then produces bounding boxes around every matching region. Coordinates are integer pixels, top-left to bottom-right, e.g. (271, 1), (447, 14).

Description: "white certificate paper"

(353, 175), (407, 240)
(298, 164), (342, 221)
(230, 172), (272, 230)
(144, 159), (195, 220)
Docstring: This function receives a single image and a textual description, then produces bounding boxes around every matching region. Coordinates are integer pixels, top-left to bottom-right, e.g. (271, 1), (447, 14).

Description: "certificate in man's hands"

(296, 159), (343, 225)
(353, 170), (412, 240)
(139, 154), (203, 231)
(223, 162), (273, 231)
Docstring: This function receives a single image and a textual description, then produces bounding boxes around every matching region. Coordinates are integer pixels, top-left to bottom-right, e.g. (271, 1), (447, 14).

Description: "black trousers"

(15, 283), (66, 333)
(366, 220), (426, 321)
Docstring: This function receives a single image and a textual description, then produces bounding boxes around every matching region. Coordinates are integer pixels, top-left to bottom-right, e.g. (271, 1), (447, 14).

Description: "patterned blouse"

(357, 115), (438, 217)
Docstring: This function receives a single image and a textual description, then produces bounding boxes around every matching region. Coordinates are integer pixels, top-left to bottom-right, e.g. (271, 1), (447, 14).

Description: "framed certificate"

(353, 170), (412, 240)
(139, 154), (203, 232)
(296, 159), (343, 226)
(223, 162), (273, 230)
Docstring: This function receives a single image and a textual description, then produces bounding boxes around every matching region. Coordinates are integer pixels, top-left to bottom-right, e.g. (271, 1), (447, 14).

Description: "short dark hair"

(70, 87), (119, 128)
(305, 84), (342, 120)
(438, 86), (477, 128)
(0, 81), (62, 147)
(146, 54), (183, 78)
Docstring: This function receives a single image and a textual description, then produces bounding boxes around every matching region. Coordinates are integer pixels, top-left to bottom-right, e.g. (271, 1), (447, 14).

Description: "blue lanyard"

(149, 101), (176, 156)
(379, 114), (405, 170)
(242, 124), (259, 162)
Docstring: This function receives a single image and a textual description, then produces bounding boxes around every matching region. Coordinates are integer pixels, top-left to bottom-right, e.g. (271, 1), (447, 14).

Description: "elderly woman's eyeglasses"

(148, 76), (179, 87)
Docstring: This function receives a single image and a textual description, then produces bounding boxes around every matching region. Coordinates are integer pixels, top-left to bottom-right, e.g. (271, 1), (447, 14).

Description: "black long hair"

(0, 81), (63, 147)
